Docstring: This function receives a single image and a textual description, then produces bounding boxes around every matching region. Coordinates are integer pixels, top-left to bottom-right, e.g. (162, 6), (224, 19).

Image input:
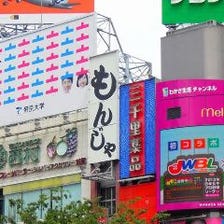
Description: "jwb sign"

(162, 0), (224, 24)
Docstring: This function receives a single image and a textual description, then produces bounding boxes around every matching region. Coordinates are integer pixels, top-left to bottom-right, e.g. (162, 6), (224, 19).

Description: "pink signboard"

(169, 217), (223, 224)
(156, 79), (224, 129)
(156, 79), (224, 212)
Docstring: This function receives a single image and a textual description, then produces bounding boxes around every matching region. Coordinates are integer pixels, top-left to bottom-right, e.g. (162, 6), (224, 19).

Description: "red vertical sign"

(129, 82), (145, 177)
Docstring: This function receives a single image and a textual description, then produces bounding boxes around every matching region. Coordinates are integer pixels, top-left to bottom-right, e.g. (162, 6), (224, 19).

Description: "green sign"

(162, 0), (224, 24)
(208, 138), (219, 148)
(8, 139), (41, 167)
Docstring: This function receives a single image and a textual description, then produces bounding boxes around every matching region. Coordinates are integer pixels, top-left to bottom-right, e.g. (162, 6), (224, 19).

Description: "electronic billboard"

(157, 79), (224, 211)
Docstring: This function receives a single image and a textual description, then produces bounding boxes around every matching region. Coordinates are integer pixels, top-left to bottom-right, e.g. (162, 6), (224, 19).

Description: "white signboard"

(0, 14), (96, 127)
(88, 51), (119, 163)
(0, 123), (87, 186)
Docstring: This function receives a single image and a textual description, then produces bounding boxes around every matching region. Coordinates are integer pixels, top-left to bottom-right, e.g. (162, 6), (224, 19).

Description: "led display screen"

(157, 79), (224, 211)
(160, 125), (224, 210)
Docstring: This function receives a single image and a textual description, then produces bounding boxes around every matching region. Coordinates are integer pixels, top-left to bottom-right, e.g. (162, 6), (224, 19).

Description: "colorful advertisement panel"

(0, 0), (94, 23)
(120, 78), (155, 179)
(0, 0), (94, 14)
(160, 125), (224, 210)
(0, 14), (96, 127)
(88, 51), (119, 163)
(157, 79), (224, 211)
(162, 0), (224, 24)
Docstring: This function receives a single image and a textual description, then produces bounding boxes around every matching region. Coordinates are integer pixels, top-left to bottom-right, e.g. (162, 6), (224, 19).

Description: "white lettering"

(129, 163), (141, 172)
(190, 0), (205, 3)
(171, 0), (219, 4)
(171, 0), (183, 3)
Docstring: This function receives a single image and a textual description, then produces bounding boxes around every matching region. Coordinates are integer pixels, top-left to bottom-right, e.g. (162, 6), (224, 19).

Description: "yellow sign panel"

(3, 173), (81, 195)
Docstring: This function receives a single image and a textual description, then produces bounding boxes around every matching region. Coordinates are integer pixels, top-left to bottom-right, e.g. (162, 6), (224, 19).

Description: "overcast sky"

(95, 0), (167, 79)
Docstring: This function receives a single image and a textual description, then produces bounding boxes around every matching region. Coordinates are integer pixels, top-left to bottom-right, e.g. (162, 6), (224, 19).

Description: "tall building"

(159, 1), (224, 222)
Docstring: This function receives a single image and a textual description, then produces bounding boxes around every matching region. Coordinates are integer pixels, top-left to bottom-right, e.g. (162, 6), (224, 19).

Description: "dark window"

(0, 189), (3, 215)
(167, 107), (181, 120)
(99, 186), (116, 216)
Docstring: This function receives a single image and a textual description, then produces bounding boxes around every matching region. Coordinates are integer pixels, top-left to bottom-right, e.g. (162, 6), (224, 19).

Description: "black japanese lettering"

(91, 65), (116, 100)
(90, 130), (105, 151)
(93, 102), (112, 128)
(104, 143), (116, 157)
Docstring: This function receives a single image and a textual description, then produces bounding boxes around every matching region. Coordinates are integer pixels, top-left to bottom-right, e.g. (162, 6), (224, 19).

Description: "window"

(0, 189), (3, 215)
(167, 107), (181, 119)
(99, 186), (116, 216)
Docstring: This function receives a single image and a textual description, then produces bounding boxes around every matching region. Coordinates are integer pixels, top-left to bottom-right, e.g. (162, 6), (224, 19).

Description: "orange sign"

(194, 138), (206, 149)
(0, 0), (94, 14)
(180, 139), (191, 150)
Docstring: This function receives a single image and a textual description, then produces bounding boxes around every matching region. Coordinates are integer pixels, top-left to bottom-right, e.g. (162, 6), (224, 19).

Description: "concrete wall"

(161, 21), (224, 80)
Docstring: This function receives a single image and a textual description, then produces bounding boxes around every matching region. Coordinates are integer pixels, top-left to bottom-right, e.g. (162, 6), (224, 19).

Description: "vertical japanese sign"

(129, 82), (146, 176)
(88, 51), (119, 163)
(0, 14), (96, 126)
(120, 78), (155, 179)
